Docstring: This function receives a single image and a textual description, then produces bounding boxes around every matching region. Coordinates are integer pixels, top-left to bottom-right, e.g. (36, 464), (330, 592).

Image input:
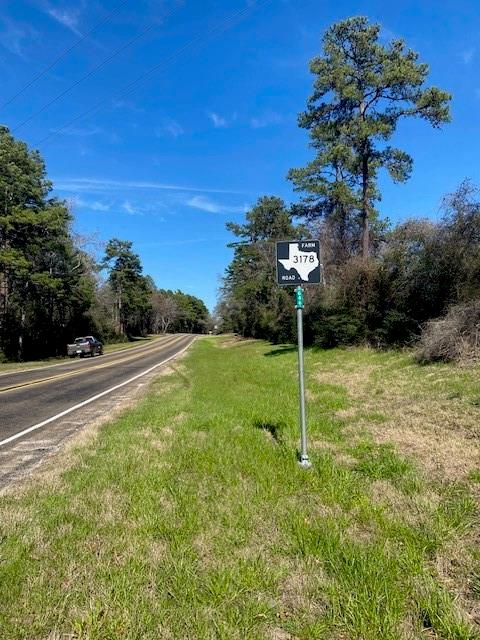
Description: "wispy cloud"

(89, 201), (111, 212)
(54, 177), (243, 195)
(461, 47), (475, 64)
(208, 111), (228, 128)
(0, 17), (37, 59)
(250, 111), (284, 129)
(71, 197), (111, 212)
(111, 99), (144, 113)
(73, 196), (168, 217)
(45, 5), (83, 36)
(186, 195), (246, 214)
(122, 201), (138, 215)
(56, 125), (103, 137)
(56, 125), (120, 144)
(109, 131), (121, 144)
(155, 118), (184, 138)
(380, 26), (402, 43)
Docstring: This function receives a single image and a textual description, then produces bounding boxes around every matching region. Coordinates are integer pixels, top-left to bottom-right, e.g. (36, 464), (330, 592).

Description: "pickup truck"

(67, 336), (103, 358)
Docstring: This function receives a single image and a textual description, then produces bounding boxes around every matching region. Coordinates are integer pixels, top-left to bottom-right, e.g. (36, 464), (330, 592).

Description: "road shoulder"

(0, 348), (190, 493)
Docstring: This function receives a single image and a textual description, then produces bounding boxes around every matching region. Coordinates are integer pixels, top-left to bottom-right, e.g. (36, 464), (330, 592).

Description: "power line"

(0, 0), (131, 112)
(12, 4), (182, 134)
(35, 0), (270, 147)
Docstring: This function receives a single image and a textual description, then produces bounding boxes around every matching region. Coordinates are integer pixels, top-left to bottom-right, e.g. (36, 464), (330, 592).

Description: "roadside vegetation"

(1, 337), (478, 638)
(218, 17), (480, 365)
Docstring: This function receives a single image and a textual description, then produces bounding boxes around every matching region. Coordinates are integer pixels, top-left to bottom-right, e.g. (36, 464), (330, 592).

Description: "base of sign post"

(298, 455), (312, 469)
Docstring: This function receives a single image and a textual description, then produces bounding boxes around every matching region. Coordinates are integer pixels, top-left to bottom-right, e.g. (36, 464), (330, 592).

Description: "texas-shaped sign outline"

(278, 243), (320, 282)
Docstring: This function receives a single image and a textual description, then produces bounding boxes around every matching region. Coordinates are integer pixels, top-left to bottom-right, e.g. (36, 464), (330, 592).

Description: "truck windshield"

(74, 338), (85, 344)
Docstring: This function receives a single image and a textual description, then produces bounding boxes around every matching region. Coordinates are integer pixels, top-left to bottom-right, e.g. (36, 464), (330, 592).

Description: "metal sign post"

(275, 240), (320, 469)
(295, 286), (311, 468)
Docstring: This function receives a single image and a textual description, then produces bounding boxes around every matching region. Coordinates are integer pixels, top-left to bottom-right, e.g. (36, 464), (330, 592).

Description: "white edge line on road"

(0, 338), (195, 448)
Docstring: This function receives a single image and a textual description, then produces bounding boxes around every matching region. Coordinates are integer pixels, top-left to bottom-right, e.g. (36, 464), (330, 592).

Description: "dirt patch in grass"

(316, 365), (480, 482)
(218, 335), (259, 348)
(435, 534), (480, 627)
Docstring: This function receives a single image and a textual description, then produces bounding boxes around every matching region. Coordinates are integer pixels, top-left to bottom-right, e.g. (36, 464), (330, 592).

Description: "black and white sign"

(276, 240), (321, 286)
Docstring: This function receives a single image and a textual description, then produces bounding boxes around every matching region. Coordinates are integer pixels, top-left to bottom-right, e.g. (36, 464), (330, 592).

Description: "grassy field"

(0, 337), (479, 639)
(0, 336), (158, 373)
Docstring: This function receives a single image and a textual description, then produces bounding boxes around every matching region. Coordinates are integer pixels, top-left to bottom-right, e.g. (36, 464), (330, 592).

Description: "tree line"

(0, 126), (209, 361)
(218, 17), (480, 360)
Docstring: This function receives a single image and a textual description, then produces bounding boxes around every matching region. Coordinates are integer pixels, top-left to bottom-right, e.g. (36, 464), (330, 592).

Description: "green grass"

(0, 338), (479, 639)
(0, 335), (158, 373)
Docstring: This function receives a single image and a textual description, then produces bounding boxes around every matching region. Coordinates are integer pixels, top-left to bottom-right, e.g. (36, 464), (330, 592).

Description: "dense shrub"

(416, 300), (480, 363)
(310, 310), (364, 348)
(219, 181), (480, 352)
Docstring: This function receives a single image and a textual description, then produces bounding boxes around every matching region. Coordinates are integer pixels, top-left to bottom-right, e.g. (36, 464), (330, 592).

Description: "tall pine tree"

(0, 126), (95, 359)
(289, 16), (451, 258)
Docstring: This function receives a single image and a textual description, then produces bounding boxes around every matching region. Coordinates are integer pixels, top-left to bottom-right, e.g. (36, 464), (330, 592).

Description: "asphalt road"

(0, 333), (193, 448)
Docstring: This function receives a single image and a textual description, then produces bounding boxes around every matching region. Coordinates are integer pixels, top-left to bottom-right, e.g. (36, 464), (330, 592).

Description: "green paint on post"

(295, 286), (304, 309)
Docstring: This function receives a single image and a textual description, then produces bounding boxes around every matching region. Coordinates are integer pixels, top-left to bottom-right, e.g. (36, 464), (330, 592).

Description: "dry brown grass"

(278, 560), (329, 618)
(314, 352), (480, 628)
(148, 539), (169, 564)
(267, 627), (297, 640)
(2, 340), (478, 638)
(218, 335), (259, 348)
(311, 440), (357, 467)
(435, 534), (480, 626)
(315, 364), (480, 482)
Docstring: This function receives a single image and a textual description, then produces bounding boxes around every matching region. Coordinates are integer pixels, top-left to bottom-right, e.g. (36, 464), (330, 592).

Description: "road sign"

(275, 240), (321, 469)
(276, 240), (320, 286)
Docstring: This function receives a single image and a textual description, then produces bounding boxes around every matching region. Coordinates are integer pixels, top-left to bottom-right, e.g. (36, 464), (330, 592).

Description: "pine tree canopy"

(288, 16), (451, 258)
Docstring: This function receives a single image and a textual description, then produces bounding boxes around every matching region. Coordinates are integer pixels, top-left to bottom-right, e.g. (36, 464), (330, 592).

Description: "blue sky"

(1, 0), (479, 310)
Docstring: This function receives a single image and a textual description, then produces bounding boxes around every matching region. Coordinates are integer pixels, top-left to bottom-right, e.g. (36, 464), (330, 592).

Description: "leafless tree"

(151, 292), (179, 333)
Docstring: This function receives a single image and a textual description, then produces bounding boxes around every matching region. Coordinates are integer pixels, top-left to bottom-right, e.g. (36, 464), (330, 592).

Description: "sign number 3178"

(293, 255), (316, 263)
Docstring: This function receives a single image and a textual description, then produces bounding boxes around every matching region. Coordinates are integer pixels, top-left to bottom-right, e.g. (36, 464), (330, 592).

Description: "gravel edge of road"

(0, 346), (191, 495)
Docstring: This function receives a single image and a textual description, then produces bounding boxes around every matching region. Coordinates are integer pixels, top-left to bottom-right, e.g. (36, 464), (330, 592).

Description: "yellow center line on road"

(0, 337), (195, 449)
(0, 335), (187, 394)
(0, 335), (172, 379)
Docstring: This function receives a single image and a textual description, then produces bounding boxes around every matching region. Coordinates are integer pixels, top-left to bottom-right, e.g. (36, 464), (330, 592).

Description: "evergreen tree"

(288, 16), (451, 258)
(220, 196), (303, 342)
(171, 291), (209, 334)
(0, 126), (94, 359)
(101, 239), (151, 336)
